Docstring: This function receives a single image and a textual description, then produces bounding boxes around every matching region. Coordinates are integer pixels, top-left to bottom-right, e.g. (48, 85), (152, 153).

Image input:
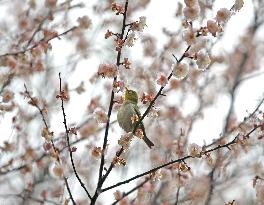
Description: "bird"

(117, 87), (154, 149)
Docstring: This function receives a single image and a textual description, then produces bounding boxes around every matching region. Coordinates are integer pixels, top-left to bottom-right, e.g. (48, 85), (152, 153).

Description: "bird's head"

(124, 87), (138, 104)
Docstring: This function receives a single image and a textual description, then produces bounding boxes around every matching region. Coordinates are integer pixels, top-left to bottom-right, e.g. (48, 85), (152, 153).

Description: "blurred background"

(0, 0), (263, 204)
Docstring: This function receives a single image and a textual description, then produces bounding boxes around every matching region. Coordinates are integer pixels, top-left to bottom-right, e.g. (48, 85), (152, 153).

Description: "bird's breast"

(117, 103), (137, 133)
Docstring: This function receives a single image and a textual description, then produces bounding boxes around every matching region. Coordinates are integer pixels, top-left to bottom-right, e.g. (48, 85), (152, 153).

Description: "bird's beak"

(125, 86), (129, 92)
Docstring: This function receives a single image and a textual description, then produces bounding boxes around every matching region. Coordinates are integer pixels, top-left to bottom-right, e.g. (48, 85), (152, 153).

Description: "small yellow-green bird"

(117, 87), (154, 149)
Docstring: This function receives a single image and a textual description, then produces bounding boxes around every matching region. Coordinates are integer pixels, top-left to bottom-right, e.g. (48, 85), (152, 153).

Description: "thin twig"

(91, 1), (130, 204)
(25, 14), (49, 48)
(99, 45), (192, 188)
(101, 125), (260, 192)
(111, 178), (150, 205)
(64, 177), (76, 205)
(0, 26), (76, 57)
(22, 85), (76, 205)
(58, 73), (92, 200)
(0, 120), (117, 176)
(223, 52), (248, 135)
(206, 94), (264, 148)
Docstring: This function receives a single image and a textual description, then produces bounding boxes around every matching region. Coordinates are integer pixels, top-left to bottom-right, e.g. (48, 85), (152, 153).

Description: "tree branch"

(101, 125), (260, 192)
(91, 1), (130, 204)
(58, 73), (92, 200)
(111, 178), (150, 205)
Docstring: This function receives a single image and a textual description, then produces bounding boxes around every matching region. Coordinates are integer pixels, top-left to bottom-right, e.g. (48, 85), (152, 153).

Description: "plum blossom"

(111, 2), (125, 14)
(232, 0), (244, 12)
(91, 146), (102, 159)
(113, 80), (125, 93)
(172, 63), (189, 79)
(43, 142), (52, 151)
(138, 16), (147, 30)
(156, 73), (168, 86)
(98, 63), (118, 78)
(184, 0), (198, 7)
(125, 32), (136, 47)
(183, 29), (197, 45)
(147, 107), (159, 117)
(77, 16), (92, 29)
(188, 143), (202, 157)
(1, 89), (14, 103)
(93, 108), (108, 123)
(183, 5), (200, 21)
(207, 20), (219, 36)
(189, 37), (207, 54)
(196, 50), (211, 70)
(118, 132), (133, 150)
(131, 16), (147, 32)
(216, 8), (231, 24)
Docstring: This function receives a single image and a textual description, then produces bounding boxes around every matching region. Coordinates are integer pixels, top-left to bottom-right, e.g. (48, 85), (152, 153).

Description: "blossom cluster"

(168, 0), (244, 81)
(97, 63), (118, 78)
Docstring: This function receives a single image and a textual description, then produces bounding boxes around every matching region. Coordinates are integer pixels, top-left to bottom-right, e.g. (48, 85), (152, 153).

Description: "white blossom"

(184, 0), (198, 7)
(196, 50), (211, 70)
(189, 37), (207, 54)
(118, 133), (133, 150)
(216, 8), (231, 24)
(183, 5), (200, 21)
(172, 63), (189, 79)
(93, 108), (108, 123)
(138, 16), (147, 32)
(125, 32), (136, 47)
(183, 29), (196, 45)
(232, 0), (244, 12)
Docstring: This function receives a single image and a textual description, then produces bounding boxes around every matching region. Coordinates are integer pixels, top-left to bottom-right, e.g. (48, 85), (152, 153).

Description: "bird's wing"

(133, 105), (145, 130)
(133, 105), (154, 148)
(133, 105), (142, 120)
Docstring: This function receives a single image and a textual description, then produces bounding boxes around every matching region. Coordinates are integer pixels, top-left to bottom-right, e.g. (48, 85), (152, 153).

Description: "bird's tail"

(141, 124), (154, 149)
(133, 107), (154, 149)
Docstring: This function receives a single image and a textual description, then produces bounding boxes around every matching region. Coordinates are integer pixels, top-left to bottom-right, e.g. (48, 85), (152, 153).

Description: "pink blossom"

(131, 16), (147, 32)
(207, 20), (219, 36)
(78, 16), (92, 29)
(43, 142), (52, 151)
(98, 63), (118, 78)
(93, 108), (108, 123)
(118, 133), (133, 150)
(113, 80), (125, 93)
(156, 73), (168, 86)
